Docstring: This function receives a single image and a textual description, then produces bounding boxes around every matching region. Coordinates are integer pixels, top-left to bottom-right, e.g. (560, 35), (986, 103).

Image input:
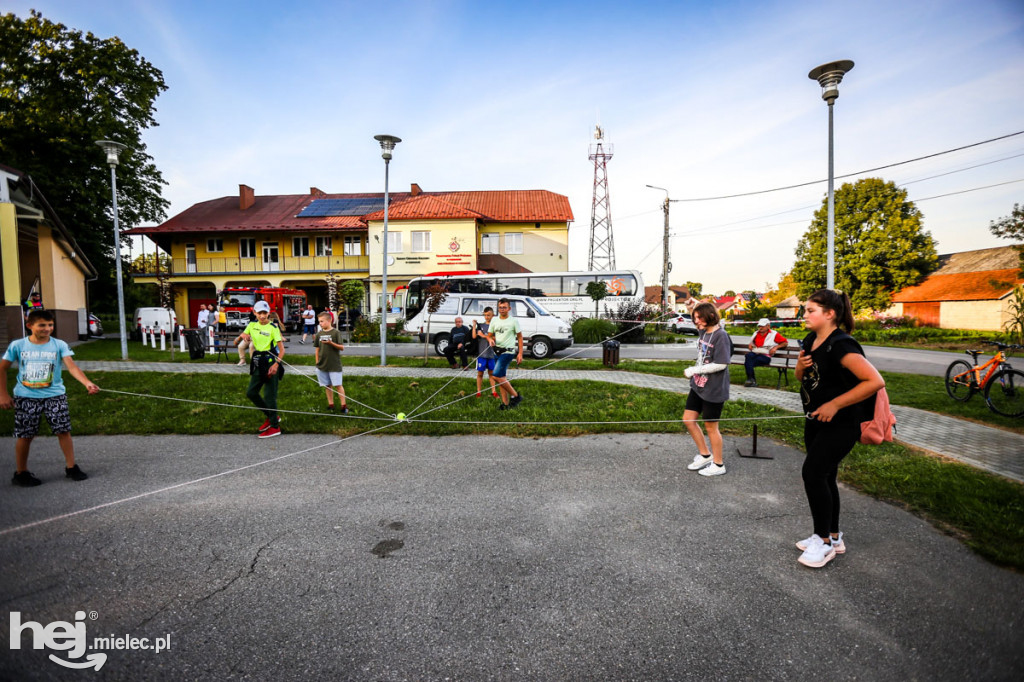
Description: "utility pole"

(646, 185), (671, 310)
(661, 194), (670, 310)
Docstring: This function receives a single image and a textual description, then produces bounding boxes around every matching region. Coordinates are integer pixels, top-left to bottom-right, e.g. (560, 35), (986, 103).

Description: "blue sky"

(9, 0), (1024, 294)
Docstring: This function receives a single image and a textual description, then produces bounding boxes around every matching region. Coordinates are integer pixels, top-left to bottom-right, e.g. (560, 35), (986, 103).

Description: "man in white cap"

(238, 300), (285, 437)
(743, 317), (788, 387)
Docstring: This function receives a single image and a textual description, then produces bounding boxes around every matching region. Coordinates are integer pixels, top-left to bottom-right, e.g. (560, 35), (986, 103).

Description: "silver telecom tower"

(588, 125), (616, 271)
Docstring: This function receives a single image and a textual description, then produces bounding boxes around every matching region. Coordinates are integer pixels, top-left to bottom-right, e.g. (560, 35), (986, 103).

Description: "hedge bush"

(572, 317), (617, 344)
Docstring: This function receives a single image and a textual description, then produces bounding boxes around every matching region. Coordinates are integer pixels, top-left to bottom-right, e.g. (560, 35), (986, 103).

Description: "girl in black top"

(793, 289), (885, 569)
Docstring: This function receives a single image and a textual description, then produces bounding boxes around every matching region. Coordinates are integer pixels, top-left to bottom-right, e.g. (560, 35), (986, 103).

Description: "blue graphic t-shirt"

(3, 337), (73, 398)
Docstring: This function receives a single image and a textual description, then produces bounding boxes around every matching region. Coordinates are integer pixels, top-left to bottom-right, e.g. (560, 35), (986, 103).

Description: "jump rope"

(3, 315), (807, 536)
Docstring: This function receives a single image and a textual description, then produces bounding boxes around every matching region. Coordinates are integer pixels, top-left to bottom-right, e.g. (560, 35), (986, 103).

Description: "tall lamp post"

(95, 139), (129, 360)
(808, 59), (854, 290)
(645, 185), (671, 310)
(374, 134), (401, 367)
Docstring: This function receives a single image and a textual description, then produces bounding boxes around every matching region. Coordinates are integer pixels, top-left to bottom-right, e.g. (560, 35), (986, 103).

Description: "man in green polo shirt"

(486, 298), (523, 411)
(237, 300), (285, 438)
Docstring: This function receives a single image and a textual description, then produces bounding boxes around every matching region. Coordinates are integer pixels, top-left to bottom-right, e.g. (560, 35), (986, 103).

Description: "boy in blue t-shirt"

(0, 310), (100, 486)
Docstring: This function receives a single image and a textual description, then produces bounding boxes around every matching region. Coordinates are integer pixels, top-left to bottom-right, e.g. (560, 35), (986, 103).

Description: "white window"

(316, 236), (332, 256)
(481, 233), (499, 254)
(207, 238), (223, 253)
(504, 232), (523, 255)
(239, 239), (256, 258)
(292, 237), (310, 257)
(411, 231), (431, 253)
(386, 231), (402, 253)
(343, 236), (360, 256)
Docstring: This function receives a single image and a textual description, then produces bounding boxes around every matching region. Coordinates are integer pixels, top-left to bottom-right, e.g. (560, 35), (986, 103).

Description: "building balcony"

(132, 255), (370, 277)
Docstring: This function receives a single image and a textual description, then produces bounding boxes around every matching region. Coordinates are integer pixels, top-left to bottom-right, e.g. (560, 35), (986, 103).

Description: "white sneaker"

(687, 454), (713, 471)
(797, 534), (837, 568)
(796, 531), (845, 554)
(698, 462), (726, 477)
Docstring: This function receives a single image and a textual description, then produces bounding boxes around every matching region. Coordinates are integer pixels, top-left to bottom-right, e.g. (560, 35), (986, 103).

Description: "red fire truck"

(217, 287), (307, 332)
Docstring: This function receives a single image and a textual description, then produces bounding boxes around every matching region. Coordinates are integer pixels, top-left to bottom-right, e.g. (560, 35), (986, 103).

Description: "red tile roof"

(892, 268), (1024, 302)
(127, 188), (573, 236)
(362, 194), (484, 221)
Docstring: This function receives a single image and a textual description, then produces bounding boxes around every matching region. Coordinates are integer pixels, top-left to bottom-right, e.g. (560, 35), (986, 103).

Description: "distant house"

(888, 246), (1024, 331)
(715, 295), (738, 315)
(1, 164), (98, 345)
(775, 295), (802, 319)
(645, 285), (676, 308)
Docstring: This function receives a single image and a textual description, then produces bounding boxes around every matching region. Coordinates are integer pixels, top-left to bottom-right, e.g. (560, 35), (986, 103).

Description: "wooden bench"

(730, 345), (801, 389)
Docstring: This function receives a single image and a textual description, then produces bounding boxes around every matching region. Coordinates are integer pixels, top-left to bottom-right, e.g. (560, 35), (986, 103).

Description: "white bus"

(402, 270), (644, 322)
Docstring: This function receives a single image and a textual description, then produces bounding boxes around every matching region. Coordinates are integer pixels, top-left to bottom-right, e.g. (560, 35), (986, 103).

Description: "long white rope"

(409, 312), (680, 420)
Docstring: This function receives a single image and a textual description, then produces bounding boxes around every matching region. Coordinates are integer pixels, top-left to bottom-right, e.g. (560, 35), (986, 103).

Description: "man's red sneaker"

(258, 426), (281, 439)
(258, 417), (282, 433)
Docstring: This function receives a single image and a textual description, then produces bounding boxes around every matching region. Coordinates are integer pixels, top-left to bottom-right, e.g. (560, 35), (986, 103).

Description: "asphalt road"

(1, 433), (1021, 680)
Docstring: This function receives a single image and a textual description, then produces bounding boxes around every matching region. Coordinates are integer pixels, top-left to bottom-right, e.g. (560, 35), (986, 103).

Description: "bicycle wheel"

(984, 369), (1024, 418)
(945, 360), (976, 402)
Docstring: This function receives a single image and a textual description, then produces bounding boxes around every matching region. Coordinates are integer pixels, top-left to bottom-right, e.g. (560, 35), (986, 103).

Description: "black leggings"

(802, 418), (861, 538)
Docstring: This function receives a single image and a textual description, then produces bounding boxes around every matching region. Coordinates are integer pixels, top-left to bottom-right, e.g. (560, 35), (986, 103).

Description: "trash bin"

(602, 339), (620, 367)
(183, 329), (206, 360)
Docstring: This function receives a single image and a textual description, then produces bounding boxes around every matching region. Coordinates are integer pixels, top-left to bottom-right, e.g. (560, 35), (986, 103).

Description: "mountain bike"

(944, 341), (1024, 418)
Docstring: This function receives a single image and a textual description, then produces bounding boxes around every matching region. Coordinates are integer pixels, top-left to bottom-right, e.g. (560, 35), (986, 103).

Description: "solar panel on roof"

(296, 197), (387, 217)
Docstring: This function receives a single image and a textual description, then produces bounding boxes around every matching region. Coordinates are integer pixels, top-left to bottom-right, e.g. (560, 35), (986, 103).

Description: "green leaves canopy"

(792, 178), (938, 311)
(988, 202), (1024, 275)
(0, 10), (168, 309)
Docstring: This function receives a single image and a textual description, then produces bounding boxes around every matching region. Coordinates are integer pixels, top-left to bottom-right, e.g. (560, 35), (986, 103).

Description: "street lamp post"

(646, 185), (671, 310)
(374, 134), (401, 367)
(95, 139), (129, 360)
(808, 60), (854, 290)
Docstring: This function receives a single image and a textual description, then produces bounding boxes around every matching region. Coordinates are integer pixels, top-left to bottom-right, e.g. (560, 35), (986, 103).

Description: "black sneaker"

(12, 471), (42, 487)
(497, 403), (509, 411)
(744, 379), (755, 387)
(340, 406), (349, 415)
(509, 394), (523, 408)
(65, 464), (88, 481)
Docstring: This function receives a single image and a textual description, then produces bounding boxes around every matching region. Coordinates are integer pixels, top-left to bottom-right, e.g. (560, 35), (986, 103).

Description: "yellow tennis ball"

(396, 412), (406, 421)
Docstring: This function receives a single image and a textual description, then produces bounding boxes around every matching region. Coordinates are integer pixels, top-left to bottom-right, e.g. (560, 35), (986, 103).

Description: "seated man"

(744, 317), (788, 387)
(445, 316), (472, 370)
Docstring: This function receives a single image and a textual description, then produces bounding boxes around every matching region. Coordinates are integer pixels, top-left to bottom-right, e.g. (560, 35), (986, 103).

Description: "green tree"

(0, 10), (168, 311)
(792, 178), (938, 311)
(989, 202), (1024, 275)
(684, 281), (703, 299)
(128, 252), (171, 274)
(337, 279), (365, 331)
(585, 280), (608, 316)
(764, 270), (799, 303)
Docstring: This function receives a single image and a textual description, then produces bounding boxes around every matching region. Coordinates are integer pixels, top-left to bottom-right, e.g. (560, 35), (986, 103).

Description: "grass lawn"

(69, 339), (1024, 433)
(1, 370), (1021, 570)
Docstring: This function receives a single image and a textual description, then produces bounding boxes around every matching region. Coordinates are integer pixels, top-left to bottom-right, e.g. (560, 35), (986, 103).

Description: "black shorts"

(14, 394), (72, 438)
(684, 391), (724, 422)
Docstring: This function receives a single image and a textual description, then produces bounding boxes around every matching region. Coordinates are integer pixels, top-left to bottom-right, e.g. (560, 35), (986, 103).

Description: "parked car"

(670, 313), (698, 335)
(407, 293), (573, 360)
(132, 307), (178, 341)
(87, 313), (103, 337)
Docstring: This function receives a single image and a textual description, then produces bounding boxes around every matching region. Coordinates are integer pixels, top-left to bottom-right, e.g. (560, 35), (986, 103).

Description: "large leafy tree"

(0, 10), (168, 310)
(792, 178), (938, 311)
(989, 202), (1024, 275)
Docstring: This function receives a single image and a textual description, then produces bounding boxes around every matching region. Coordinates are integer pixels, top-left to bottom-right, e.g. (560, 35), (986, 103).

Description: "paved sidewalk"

(76, 361), (1024, 482)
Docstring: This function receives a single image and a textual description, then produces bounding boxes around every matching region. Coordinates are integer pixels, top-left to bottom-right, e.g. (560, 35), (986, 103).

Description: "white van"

(132, 307), (178, 340)
(408, 294), (573, 359)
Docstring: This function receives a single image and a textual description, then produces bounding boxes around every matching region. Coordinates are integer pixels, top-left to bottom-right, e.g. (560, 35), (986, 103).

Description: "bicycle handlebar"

(981, 341), (1024, 351)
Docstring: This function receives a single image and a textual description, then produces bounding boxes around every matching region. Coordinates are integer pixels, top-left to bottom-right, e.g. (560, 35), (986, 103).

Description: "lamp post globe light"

(95, 139), (130, 360)
(374, 134), (401, 367)
(808, 59), (854, 290)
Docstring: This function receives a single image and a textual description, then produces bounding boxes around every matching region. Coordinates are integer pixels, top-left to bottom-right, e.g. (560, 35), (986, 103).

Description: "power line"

(672, 129), (1024, 202)
(914, 178), (1024, 202)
